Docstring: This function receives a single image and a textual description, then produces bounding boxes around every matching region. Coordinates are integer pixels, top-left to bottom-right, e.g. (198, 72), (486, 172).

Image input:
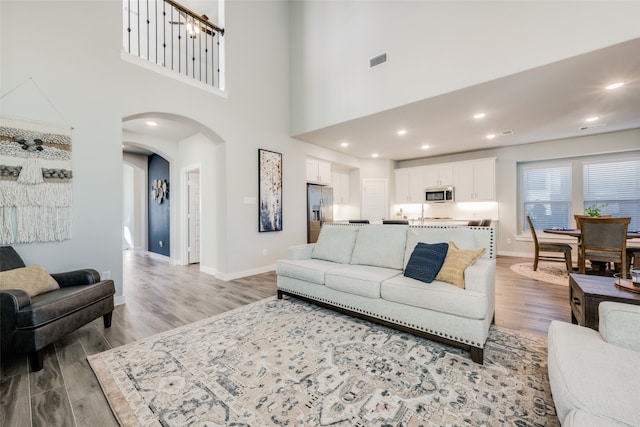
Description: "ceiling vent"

(369, 52), (388, 69)
(500, 130), (514, 136)
(580, 123), (607, 131)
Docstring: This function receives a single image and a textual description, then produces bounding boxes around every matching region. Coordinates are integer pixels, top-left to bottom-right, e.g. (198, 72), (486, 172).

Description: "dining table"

(543, 227), (640, 273)
(543, 228), (640, 239)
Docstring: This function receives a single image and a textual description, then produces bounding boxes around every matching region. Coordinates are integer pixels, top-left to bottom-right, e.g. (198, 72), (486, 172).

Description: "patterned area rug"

(510, 262), (571, 286)
(89, 297), (559, 426)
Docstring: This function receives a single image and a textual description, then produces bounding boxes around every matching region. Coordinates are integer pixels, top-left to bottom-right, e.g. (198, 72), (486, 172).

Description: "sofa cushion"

(0, 264), (60, 297)
(404, 242), (449, 283)
(277, 259), (346, 285)
(311, 225), (359, 264)
(350, 225), (408, 269)
(435, 242), (486, 288)
(325, 265), (401, 298)
(381, 275), (488, 319)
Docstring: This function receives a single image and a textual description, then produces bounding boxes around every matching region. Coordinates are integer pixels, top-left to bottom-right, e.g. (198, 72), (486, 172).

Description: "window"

(584, 159), (640, 230)
(522, 164), (572, 230)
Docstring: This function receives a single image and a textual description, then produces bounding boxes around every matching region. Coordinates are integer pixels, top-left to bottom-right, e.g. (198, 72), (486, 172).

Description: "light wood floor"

(1, 252), (570, 427)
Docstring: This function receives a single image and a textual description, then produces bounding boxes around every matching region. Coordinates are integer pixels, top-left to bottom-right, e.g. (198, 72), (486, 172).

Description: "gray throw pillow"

(311, 225), (359, 264)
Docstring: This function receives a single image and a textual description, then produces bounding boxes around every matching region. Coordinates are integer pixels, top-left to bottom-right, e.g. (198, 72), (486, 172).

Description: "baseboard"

(215, 264), (276, 281)
(114, 295), (126, 306)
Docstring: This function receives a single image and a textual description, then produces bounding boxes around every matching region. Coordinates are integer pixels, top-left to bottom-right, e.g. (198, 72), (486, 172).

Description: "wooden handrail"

(165, 0), (225, 36)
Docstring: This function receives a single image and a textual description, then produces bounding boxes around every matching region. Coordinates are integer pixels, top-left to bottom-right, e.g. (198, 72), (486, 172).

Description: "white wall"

(0, 0), (361, 299)
(290, 0), (640, 135)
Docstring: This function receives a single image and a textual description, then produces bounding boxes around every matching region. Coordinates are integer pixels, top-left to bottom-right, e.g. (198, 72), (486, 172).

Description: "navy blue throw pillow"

(404, 242), (449, 284)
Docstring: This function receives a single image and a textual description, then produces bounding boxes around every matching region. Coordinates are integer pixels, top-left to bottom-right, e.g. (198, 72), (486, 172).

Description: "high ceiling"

(294, 37), (640, 161)
(124, 37), (640, 161)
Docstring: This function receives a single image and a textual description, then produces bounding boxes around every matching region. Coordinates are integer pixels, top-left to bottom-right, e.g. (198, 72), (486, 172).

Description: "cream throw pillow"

(435, 242), (486, 288)
(0, 265), (60, 297)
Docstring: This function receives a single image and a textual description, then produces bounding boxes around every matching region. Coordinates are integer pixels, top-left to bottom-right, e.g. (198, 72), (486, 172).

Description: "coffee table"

(569, 273), (640, 330)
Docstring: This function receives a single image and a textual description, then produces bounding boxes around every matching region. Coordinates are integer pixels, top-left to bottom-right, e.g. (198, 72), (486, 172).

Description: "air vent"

(500, 130), (514, 136)
(580, 123), (607, 131)
(369, 52), (388, 69)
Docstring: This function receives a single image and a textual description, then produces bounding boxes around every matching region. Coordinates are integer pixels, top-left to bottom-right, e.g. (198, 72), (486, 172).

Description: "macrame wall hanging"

(0, 78), (73, 244)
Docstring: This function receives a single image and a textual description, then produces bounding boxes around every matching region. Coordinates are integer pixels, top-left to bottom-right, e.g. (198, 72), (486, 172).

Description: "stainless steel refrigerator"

(307, 184), (333, 243)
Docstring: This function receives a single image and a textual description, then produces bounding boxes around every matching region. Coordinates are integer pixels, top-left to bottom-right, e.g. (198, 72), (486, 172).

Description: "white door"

(362, 179), (388, 222)
(187, 171), (201, 264)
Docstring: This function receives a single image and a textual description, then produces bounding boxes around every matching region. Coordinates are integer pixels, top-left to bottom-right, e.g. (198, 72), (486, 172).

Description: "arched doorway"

(121, 113), (225, 288)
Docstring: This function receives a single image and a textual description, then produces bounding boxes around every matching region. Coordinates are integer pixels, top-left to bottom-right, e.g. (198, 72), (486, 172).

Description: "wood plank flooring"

(0, 252), (570, 426)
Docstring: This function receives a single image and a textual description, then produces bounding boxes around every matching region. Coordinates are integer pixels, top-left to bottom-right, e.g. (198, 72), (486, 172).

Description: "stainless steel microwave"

(425, 186), (454, 203)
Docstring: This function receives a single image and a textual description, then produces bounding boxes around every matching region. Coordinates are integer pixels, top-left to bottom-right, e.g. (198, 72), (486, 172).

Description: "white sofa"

(547, 302), (640, 426)
(276, 223), (496, 363)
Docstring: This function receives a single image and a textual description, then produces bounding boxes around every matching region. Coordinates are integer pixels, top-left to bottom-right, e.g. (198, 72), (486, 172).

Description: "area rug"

(88, 297), (558, 426)
(510, 261), (571, 286)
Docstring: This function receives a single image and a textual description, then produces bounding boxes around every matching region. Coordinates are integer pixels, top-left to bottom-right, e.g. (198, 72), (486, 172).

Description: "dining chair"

(574, 215), (614, 273)
(626, 247), (640, 271)
(574, 214), (612, 229)
(578, 217), (631, 278)
(525, 216), (573, 272)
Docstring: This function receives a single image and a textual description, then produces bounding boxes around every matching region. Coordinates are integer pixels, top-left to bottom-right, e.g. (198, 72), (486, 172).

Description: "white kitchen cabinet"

(332, 169), (350, 204)
(423, 163), (454, 187)
(453, 158), (496, 202)
(395, 166), (425, 203)
(306, 158), (331, 185)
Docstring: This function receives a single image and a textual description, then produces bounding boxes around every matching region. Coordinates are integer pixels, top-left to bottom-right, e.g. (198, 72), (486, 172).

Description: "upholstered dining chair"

(526, 216), (573, 272)
(578, 217), (631, 279)
(574, 214), (612, 229)
(627, 247), (640, 271)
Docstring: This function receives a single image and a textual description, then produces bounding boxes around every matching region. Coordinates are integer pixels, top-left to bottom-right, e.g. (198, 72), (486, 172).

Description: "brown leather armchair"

(0, 246), (115, 371)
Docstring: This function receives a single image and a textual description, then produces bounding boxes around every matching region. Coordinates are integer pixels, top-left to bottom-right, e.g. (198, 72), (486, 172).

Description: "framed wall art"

(258, 149), (282, 232)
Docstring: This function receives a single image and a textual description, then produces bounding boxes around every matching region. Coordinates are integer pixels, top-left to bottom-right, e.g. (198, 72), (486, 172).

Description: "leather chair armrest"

(1, 289), (31, 310)
(51, 269), (101, 287)
(1, 289), (31, 351)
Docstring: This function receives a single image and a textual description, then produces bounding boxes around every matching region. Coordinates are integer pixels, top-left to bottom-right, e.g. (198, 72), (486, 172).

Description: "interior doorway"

(361, 178), (388, 222)
(187, 169), (201, 264)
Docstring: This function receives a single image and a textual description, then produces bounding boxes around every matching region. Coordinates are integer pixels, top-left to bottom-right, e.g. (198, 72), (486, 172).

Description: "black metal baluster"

(154, 0), (158, 63)
(162, 1), (166, 68)
(192, 25), (196, 79)
(178, 6), (182, 74)
(171, 5), (175, 71)
(196, 21), (200, 81)
(204, 32), (209, 84)
(127, 0), (131, 53)
(146, 0), (150, 60)
(137, 0), (140, 56)
(216, 37), (220, 88)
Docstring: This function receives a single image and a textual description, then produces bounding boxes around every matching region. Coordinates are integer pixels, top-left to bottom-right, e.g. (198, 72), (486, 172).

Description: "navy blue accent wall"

(148, 154), (170, 256)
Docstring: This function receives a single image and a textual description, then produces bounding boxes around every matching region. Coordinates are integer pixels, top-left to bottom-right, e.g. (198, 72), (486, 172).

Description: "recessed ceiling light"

(421, 144), (430, 150)
(473, 113), (486, 119)
(371, 153), (379, 158)
(146, 121), (158, 127)
(397, 129), (407, 135)
(486, 134), (496, 140)
(605, 82), (624, 90)
(585, 116), (599, 122)
(340, 142), (349, 147)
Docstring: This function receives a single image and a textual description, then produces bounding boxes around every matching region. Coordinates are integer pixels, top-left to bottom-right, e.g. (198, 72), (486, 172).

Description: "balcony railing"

(123, 0), (224, 89)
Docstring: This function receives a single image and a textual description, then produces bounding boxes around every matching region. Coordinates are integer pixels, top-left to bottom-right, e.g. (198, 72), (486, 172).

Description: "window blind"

(584, 159), (640, 230)
(523, 165), (572, 230)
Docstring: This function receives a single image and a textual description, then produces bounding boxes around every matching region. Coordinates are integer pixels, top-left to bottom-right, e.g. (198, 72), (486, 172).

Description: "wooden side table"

(569, 273), (640, 330)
